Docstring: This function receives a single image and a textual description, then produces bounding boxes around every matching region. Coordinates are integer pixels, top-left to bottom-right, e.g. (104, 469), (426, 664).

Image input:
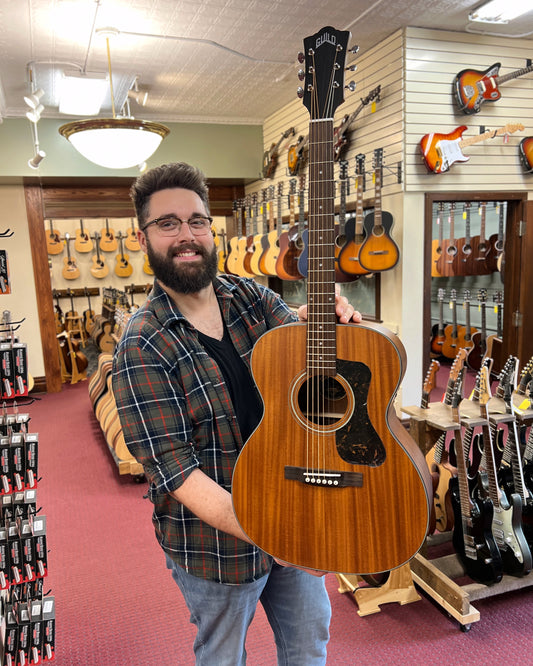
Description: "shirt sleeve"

(112, 323), (200, 496)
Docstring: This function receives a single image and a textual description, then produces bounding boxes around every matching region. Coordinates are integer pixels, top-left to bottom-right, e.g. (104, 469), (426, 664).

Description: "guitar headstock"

(362, 85), (381, 106)
(355, 153), (365, 179)
(450, 288), (457, 304)
(479, 364), (491, 410)
(423, 359), (440, 396)
(477, 288), (487, 304)
(451, 366), (465, 409)
(438, 287), (444, 302)
(339, 160), (349, 181)
(496, 356), (519, 404)
(372, 147), (383, 171)
(300, 27), (351, 120)
(464, 288), (471, 303)
(449, 347), (468, 383)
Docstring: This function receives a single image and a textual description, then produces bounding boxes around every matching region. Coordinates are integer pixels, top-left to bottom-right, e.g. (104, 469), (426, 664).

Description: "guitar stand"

(336, 564), (421, 616)
(402, 400), (533, 631)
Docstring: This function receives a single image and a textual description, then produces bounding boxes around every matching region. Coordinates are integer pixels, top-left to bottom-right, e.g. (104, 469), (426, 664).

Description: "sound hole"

(297, 375), (349, 426)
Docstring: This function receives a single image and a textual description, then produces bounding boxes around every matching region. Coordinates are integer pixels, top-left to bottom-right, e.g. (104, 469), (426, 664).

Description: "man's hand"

(297, 285), (362, 324)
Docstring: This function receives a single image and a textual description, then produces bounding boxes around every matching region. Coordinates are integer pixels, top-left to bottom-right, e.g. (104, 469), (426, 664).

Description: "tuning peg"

(297, 87), (304, 99)
(297, 51), (305, 63)
(345, 64), (357, 72)
(297, 69), (305, 81)
(349, 45), (360, 54)
(345, 81), (356, 92)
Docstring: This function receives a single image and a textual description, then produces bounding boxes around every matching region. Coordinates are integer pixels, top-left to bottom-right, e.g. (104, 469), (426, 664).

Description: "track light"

(26, 104), (44, 123)
(128, 89), (149, 106)
(28, 150), (46, 169)
(23, 88), (44, 109)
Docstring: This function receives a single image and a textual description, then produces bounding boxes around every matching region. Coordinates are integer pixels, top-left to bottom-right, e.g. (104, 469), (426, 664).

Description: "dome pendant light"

(59, 29), (169, 169)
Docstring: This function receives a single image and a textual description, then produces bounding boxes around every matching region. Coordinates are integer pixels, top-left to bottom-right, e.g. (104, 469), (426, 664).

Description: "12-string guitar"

(232, 26), (431, 575)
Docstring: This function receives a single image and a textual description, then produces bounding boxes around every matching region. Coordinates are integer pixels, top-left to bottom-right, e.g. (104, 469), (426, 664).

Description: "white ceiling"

(1, 0), (533, 126)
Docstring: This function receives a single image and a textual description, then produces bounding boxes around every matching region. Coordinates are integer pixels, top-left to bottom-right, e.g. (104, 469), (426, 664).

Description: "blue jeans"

(165, 555), (331, 665)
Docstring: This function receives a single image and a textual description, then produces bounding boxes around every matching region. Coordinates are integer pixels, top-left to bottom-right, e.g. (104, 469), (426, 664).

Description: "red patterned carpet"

(26, 380), (533, 665)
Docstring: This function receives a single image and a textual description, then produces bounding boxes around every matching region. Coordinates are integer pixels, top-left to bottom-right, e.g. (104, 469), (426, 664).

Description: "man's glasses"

(141, 215), (213, 236)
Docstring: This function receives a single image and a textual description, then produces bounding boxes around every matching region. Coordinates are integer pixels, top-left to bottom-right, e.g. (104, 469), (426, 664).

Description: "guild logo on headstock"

(316, 32), (337, 49)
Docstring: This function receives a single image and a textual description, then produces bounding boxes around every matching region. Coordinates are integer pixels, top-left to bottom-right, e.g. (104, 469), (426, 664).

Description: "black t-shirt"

(197, 326), (263, 443)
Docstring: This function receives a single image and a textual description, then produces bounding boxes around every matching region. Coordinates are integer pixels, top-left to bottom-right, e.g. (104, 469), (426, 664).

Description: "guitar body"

(115, 252), (133, 277)
(431, 239), (443, 277)
(232, 321), (431, 574)
(275, 230), (302, 281)
(100, 225), (118, 252)
(519, 137), (533, 174)
(420, 125), (468, 174)
(358, 210), (399, 272)
(450, 477), (502, 584)
(337, 218), (370, 277)
(453, 64), (501, 114)
(74, 227), (93, 253)
(62, 256), (80, 280)
(425, 446), (455, 532)
(46, 227), (64, 255)
(249, 234), (266, 276)
(224, 236), (241, 276)
(259, 230), (280, 277)
(90, 254), (109, 279)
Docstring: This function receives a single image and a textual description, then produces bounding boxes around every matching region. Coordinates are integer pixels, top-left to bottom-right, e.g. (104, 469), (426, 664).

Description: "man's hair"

(130, 162), (210, 228)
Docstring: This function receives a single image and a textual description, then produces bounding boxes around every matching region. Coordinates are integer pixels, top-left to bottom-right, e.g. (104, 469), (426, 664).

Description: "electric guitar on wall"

(232, 26), (431, 575)
(420, 123), (524, 174)
(262, 127), (295, 179)
(519, 137), (533, 174)
(453, 61), (533, 114)
(333, 85), (381, 161)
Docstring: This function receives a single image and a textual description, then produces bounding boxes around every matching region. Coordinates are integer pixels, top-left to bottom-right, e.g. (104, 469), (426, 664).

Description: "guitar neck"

(497, 63), (533, 85)
(307, 119), (336, 375)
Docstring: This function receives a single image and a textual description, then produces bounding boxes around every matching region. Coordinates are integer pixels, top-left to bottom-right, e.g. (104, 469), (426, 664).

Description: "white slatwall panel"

(405, 27), (533, 192)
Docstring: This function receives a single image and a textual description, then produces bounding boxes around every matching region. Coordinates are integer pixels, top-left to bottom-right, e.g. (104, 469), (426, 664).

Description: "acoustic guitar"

(453, 61), (533, 114)
(90, 233), (109, 279)
(486, 292), (504, 378)
(249, 190), (269, 276)
(99, 218), (118, 252)
(337, 153), (371, 278)
(83, 287), (96, 337)
(258, 186), (278, 277)
(470, 201), (491, 276)
(486, 201), (505, 273)
(332, 160), (356, 283)
(74, 219), (93, 253)
(232, 26), (431, 575)
(46, 219), (64, 255)
(114, 232), (133, 278)
(275, 179), (303, 281)
(217, 229), (228, 274)
(467, 289), (488, 373)
(436, 202), (458, 277)
(124, 218), (141, 252)
(430, 287), (446, 358)
(430, 202), (444, 278)
(62, 234), (80, 280)
(358, 148), (400, 273)
(225, 201), (243, 276)
(440, 289), (460, 360)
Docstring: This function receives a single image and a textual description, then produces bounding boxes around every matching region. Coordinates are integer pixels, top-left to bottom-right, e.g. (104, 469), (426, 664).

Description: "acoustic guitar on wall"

(99, 218), (118, 252)
(114, 232), (133, 278)
(62, 233), (80, 280)
(74, 219), (93, 253)
(90, 232), (109, 279)
(46, 220), (63, 255)
(357, 148), (400, 273)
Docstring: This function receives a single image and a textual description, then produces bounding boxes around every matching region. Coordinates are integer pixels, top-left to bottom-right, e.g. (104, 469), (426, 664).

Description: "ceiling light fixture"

(58, 28), (169, 169)
(24, 88), (44, 109)
(26, 104), (44, 123)
(469, 0), (531, 24)
(59, 71), (108, 116)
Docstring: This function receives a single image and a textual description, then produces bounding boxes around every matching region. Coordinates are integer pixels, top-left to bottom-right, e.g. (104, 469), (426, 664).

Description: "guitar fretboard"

(307, 119), (337, 375)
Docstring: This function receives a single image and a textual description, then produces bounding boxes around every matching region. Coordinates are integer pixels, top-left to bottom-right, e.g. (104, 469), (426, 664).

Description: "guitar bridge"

(284, 466), (363, 487)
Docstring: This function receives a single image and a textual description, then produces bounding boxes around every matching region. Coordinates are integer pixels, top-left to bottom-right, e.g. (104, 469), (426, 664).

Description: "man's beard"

(146, 239), (218, 294)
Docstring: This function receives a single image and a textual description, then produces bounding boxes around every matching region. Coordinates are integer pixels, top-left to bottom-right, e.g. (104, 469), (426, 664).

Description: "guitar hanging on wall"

(453, 61), (533, 114)
(519, 137), (533, 174)
(333, 84), (381, 162)
(420, 123), (524, 174)
(262, 127), (295, 179)
(232, 25), (431, 575)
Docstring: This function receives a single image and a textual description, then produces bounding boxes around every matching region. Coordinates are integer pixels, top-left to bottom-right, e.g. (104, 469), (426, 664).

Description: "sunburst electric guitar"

(232, 26), (431, 575)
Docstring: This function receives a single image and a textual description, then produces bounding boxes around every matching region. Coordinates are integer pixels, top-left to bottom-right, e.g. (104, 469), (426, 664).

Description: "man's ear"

(138, 228), (148, 253)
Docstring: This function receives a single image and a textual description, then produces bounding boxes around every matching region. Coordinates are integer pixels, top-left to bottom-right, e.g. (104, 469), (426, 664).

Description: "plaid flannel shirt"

(112, 276), (297, 584)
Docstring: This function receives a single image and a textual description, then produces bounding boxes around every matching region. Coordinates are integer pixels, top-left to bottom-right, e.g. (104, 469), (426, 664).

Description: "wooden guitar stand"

(336, 564), (421, 616)
(57, 331), (87, 385)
